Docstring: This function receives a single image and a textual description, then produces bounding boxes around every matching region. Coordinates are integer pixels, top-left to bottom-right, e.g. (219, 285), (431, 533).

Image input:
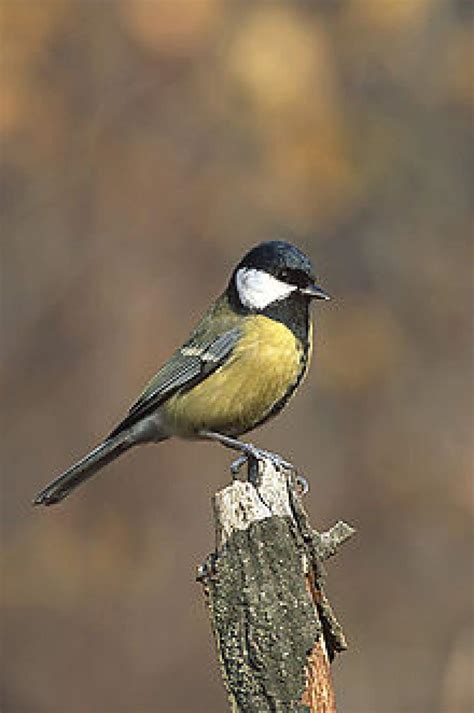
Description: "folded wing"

(107, 327), (241, 438)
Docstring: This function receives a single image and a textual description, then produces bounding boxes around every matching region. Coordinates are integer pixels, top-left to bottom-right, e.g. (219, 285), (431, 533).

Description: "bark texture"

(198, 459), (354, 712)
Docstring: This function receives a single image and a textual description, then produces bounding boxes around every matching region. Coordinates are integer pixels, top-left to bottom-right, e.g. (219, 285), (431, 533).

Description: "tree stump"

(198, 459), (354, 712)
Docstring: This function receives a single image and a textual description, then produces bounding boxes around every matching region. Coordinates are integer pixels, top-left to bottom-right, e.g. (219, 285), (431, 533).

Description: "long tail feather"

(33, 432), (135, 506)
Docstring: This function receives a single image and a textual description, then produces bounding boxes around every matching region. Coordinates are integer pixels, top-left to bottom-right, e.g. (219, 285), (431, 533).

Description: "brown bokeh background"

(2, 2), (472, 712)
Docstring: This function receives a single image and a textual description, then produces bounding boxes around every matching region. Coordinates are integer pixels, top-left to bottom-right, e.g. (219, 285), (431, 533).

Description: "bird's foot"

(230, 445), (309, 494)
(230, 444), (294, 476)
(198, 430), (309, 492)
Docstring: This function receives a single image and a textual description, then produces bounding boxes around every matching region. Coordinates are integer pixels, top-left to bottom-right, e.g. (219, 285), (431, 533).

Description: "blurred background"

(1, 1), (472, 712)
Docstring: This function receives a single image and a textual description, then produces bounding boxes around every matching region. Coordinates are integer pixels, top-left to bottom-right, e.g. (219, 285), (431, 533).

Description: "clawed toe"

(230, 454), (248, 475)
(254, 448), (294, 472)
(295, 473), (309, 495)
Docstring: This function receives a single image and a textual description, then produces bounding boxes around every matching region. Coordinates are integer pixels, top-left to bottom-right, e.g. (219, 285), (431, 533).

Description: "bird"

(33, 240), (330, 506)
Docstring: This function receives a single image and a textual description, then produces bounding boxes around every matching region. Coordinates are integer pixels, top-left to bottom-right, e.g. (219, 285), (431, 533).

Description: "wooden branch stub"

(318, 522), (356, 560)
(198, 459), (354, 712)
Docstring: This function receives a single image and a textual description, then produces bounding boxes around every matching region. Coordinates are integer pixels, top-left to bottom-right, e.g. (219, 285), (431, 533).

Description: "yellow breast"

(164, 315), (308, 437)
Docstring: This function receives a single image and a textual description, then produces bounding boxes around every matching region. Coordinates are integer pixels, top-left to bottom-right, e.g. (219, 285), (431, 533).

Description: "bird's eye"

(279, 268), (309, 288)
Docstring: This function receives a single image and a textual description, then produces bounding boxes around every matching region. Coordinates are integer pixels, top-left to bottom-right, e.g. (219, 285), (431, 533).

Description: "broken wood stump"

(198, 459), (354, 712)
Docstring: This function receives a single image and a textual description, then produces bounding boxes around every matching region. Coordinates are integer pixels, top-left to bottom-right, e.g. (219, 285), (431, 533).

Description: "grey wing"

(107, 327), (241, 438)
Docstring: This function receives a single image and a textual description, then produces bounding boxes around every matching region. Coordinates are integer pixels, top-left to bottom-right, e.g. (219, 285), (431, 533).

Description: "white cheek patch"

(236, 268), (297, 309)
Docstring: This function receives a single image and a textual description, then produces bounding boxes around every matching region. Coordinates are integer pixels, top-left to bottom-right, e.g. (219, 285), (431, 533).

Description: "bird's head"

(229, 240), (330, 312)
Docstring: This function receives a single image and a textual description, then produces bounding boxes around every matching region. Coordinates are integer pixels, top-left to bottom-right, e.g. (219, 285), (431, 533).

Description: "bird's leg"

(199, 431), (297, 477)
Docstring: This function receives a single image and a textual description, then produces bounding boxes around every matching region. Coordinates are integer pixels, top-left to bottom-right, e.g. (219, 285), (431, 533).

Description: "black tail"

(33, 432), (136, 506)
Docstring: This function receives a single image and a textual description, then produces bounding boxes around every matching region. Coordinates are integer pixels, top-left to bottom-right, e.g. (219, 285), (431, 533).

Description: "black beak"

(300, 283), (331, 300)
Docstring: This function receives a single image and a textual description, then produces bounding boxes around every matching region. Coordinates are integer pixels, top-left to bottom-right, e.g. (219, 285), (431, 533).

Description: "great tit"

(34, 240), (329, 506)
